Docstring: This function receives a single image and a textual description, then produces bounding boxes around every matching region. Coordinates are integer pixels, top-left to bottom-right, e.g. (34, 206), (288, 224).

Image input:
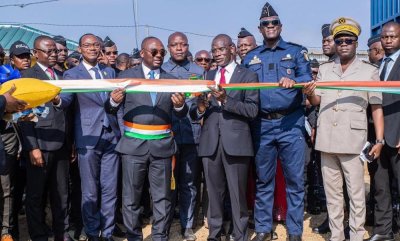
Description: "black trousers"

(25, 147), (69, 241)
(203, 142), (249, 241)
(373, 144), (400, 235)
(122, 154), (172, 241)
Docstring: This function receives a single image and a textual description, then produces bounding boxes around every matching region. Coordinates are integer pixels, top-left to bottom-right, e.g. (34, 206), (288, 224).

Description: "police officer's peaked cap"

(260, 2), (278, 19)
(330, 17), (361, 38)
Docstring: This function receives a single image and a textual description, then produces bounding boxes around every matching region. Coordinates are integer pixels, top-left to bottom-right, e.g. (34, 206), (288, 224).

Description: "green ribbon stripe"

(124, 132), (171, 140)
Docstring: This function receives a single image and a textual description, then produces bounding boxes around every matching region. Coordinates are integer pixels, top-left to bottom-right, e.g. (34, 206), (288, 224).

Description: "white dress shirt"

(82, 61), (104, 79)
(214, 61), (237, 84)
(37, 62), (58, 80)
(380, 49), (400, 81)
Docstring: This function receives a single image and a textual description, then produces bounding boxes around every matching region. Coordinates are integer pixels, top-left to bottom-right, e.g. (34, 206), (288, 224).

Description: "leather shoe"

(288, 235), (302, 241)
(251, 232), (272, 241)
(251, 232), (278, 241)
(312, 217), (330, 234)
(112, 225), (126, 238)
(366, 233), (395, 241)
(182, 228), (197, 241)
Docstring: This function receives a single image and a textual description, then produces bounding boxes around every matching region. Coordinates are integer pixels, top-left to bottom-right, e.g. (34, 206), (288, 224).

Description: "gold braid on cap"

(330, 17), (361, 37)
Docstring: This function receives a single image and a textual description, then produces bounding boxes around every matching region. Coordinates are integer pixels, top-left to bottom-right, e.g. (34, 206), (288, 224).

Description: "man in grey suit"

(59, 33), (122, 241)
(106, 36), (187, 241)
(190, 34), (259, 241)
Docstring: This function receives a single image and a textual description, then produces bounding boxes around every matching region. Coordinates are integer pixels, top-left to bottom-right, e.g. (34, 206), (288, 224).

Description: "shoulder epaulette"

(319, 60), (334, 65)
(287, 42), (304, 48)
(362, 60), (379, 68)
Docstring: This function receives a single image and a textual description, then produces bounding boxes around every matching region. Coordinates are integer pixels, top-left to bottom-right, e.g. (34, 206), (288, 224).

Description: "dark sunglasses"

(144, 48), (167, 57)
(35, 48), (60, 55)
(105, 51), (118, 56)
(195, 57), (211, 63)
(334, 39), (357, 45)
(260, 19), (281, 27)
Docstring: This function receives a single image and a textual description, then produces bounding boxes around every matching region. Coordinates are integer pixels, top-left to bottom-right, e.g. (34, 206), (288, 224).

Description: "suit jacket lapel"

(226, 66), (240, 96)
(387, 57), (400, 81)
(137, 67), (154, 106)
(33, 64), (50, 80)
(206, 70), (219, 107)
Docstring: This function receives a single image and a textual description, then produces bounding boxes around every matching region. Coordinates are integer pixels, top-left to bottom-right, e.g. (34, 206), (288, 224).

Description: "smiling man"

(243, 2), (312, 241)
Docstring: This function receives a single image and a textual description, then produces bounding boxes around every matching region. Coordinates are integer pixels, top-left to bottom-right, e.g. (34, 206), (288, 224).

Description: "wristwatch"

(376, 139), (385, 145)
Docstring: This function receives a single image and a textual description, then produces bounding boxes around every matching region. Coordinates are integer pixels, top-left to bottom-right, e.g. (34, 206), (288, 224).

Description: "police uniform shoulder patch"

(362, 60), (379, 68)
(300, 49), (309, 62)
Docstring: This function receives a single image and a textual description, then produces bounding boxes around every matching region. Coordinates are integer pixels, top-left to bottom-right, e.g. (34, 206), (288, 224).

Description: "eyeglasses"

(105, 51), (118, 56)
(80, 43), (101, 49)
(35, 48), (60, 55)
(143, 48), (167, 57)
(260, 19), (281, 27)
(334, 39), (357, 45)
(195, 57), (211, 63)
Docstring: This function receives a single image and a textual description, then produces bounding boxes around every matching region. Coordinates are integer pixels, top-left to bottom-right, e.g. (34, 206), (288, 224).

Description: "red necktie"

(219, 68), (226, 84)
(46, 67), (55, 80)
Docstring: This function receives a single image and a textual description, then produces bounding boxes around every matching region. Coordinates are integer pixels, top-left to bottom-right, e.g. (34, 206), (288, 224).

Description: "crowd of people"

(0, 1), (400, 241)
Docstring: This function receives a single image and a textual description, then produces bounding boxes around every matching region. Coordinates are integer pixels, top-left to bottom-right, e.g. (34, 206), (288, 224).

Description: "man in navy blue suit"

(59, 33), (122, 241)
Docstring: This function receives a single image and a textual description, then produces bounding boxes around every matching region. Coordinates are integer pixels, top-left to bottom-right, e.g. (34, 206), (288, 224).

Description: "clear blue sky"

(1, 0), (371, 54)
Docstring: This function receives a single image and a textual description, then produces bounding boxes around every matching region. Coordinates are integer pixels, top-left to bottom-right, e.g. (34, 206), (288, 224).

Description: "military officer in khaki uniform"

(303, 17), (385, 241)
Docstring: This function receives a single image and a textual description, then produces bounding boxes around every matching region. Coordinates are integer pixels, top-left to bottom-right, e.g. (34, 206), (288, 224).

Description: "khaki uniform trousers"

(321, 152), (366, 241)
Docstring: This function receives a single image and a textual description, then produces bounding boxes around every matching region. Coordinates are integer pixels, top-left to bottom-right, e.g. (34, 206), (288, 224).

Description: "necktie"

(380, 57), (392, 81)
(219, 68), (226, 84)
(149, 70), (157, 106)
(91, 67), (110, 127)
(46, 67), (55, 80)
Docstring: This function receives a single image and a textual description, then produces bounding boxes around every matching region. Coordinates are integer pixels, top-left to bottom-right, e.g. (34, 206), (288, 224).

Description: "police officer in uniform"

(243, 2), (312, 241)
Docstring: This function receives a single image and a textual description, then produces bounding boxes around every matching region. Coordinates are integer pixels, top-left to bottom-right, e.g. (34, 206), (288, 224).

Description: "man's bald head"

(34, 35), (54, 49)
(141, 36), (163, 50)
(168, 32), (188, 45)
(212, 34), (234, 46)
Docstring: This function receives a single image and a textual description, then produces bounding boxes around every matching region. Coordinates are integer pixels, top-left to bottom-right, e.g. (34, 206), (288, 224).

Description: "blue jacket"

(243, 38), (312, 113)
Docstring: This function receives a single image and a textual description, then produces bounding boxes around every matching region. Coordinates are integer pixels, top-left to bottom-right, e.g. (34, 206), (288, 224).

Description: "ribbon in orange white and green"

(44, 79), (400, 95)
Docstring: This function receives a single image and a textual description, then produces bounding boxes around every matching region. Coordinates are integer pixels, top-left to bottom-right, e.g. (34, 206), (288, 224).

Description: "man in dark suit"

(369, 22), (400, 241)
(18, 35), (71, 241)
(105, 36), (187, 241)
(58, 33), (121, 241)
(190, 34), (259, 241)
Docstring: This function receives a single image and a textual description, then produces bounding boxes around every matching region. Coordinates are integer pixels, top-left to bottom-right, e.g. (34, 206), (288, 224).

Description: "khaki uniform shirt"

(315, 57), (382, 154)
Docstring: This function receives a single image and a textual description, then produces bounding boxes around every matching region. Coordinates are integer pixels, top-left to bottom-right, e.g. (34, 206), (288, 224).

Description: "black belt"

(259, 109), (294, 120)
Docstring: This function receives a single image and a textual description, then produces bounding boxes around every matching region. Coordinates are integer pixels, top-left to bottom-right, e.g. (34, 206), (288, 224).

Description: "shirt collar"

(82, 61), (100, 72)
(165, 58), (191, 71)
(142, 63), (160, 77)
(384, 49), (400, 62)
(261, 37), (288, 52)
(37, 62), (50, 72)
(218, 60), (236, 74)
